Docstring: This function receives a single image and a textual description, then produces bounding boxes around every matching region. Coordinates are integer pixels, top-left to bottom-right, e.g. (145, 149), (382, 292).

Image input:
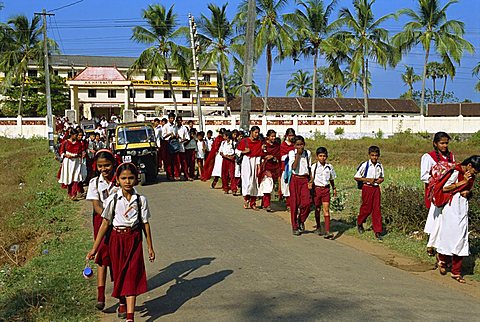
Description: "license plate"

(123, 155), (132, 162)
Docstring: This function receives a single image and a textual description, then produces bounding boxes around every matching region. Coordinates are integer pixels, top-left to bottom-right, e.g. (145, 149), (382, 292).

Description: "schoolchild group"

(54, 114), (478, 320)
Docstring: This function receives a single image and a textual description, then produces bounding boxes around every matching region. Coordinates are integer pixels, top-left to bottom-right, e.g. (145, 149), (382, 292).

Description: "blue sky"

(2, 0), (480, 101)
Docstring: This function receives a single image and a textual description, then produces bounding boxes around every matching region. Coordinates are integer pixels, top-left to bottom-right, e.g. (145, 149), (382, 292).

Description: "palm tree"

(401, 66), (421, 98)
(392, 0), (474, 115)
(130, 4), (190, 114)
(332, 0), (397, 116)
(318, 65), (344, 98)
(236, 0), (293, 115)
(286, 70), (312, 97)
(342, 66), (363, 98)
(198, 3), (234, 115)
(472, 62), (480, 92)
(225, 58), (261, 97)
(0, 15), (44, 116)
(283, 0), (337, 115)
(426, 61), (444, 103)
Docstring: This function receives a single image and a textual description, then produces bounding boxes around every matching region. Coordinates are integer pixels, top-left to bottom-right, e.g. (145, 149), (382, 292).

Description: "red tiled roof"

(428, 103), (480, 116)
(73, 67), (127, 81)
(228, 97), (419, 114)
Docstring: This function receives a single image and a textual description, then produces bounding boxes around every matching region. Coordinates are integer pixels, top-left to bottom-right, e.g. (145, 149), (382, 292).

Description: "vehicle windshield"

(117, 126), (155, 144)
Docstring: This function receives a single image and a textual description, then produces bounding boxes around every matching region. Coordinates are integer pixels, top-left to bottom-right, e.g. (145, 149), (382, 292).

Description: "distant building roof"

(50, 55), (136, 68)
(227, 97), (419, 114)
(72, 67), (127, 81)
(428, 103), (480, 116)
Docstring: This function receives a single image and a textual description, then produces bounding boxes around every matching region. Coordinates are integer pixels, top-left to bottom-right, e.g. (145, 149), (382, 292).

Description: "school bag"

(236, 138), (248, 165)
(168, 138), (181, 154)
(284, 151), (310, 184)
(426, 161), (457, 207)
(356, 161), (370, 189)
(104, 194), (142, 244)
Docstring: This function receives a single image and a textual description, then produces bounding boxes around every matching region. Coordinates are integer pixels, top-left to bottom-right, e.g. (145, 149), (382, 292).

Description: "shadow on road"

(140, 269), (233, 321)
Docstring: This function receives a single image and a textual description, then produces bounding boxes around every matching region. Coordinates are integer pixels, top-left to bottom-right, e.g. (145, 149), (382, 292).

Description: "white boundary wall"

(0, 116), (47, 138)
(1, 115), (479, 139)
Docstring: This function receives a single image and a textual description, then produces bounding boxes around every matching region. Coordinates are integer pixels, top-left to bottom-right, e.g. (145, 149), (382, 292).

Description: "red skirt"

(108, 228), (147, 298)
(93, 213), (111, 267)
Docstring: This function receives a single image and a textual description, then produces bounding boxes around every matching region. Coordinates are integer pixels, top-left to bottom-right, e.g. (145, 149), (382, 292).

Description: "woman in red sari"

(259, 130), (281, 212)
(201, 128), (226, 187)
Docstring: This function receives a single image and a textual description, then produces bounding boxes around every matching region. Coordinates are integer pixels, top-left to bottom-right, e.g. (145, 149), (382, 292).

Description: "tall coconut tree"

(401, 65), (421, 98)
(286, 70), (312, 97)
(236, 0), (294, 115)
(426, 61), (444, 103)
(283, 0), (338, 115)
(198, 3), (234, 115)
(225, 57), (261, 97)
(392, 0), (474, 115)
(130, 4), (190, 114)
(342, 66), (363, 98)
(332, 0), (397, 116)
(472, 62), (480, 92)
(0, 15), (44, 116)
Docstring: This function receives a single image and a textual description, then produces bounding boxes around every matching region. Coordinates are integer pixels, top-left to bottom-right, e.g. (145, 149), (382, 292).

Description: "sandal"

(451, 274), (466, 284)
(437, 260), (447, 275)
(426, 247), (435, 257)
(251, 205), (259, 211)
(243, 201), (249, 209)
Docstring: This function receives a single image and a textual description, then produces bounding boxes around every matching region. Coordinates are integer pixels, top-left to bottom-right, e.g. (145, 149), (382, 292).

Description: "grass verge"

(0, 137), (96, 321)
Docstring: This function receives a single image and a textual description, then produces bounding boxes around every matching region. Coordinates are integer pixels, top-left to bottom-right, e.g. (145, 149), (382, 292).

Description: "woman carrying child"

(431, 156), (480, 283)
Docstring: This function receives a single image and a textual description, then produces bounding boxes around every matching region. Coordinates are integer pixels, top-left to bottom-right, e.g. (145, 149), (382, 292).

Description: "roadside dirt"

(272, 208), (480, 300)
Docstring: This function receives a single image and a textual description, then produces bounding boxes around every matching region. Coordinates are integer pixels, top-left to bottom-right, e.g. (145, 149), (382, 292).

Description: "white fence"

(1, 114), (479, 139)
(0, 116), (47, 138)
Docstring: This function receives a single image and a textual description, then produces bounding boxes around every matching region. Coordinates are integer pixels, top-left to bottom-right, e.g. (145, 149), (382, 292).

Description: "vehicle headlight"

(130, 150), (137, 156)
(142, 149), (149, 155)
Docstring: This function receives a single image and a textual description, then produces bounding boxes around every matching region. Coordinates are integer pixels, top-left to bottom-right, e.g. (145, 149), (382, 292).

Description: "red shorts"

(313, 186), (330, 207)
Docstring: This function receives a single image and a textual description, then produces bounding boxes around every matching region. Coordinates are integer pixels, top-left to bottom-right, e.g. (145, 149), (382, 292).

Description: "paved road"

(101, 179), (480, 321)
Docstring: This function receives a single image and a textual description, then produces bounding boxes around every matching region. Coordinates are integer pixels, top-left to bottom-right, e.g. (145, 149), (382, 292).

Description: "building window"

(146, 90), (154, 98)
(108, 90), (116, 98)
(182, 91), (190, 98)
(130, 89), (136, 98)
(203, 74), (210, 82)
(201, 91), (211, 98)
(164, 73), (172, 81)
(88, 89), (97, 98)
(54, 70), (59, 76)
(164, 90), (172, 98)
(28, 70), (38, 77)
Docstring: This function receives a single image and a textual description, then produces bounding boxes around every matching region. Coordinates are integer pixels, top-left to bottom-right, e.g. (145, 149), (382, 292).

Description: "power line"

(48, 0), (85, 13)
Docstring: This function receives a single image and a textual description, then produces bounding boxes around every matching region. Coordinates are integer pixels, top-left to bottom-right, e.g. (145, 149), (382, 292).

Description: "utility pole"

(188, 14), (204, 132)
(35, 9), (55, 152)
(240, 0), (256, 131)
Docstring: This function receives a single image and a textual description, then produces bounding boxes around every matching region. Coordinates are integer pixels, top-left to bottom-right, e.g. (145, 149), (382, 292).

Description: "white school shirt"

(101, 189), (150, 227)
(86, 175), (118, 206)
(162, 122), (176, 140)
(312, 162), (336, 187)
(154, 125), (162, 147)
(219, 140), (235, 156)
(206, 137), (214, 151)
(354, 160), (384, 186)
(288, 149), (312, 176)
(420, 153), (455, 184)
(197, 140), (206, 159)
(176, 125), (190, 153)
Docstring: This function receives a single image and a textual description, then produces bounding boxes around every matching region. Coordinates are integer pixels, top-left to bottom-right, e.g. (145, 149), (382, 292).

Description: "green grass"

(0, 138), (96, 321)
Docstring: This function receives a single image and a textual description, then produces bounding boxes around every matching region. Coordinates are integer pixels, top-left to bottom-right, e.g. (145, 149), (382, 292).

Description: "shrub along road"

(101, 179), (480, 321)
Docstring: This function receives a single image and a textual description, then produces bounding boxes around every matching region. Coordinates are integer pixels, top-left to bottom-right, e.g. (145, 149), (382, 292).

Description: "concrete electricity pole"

(35, 9), (55, 152)
(188, 14), (204, 132)
(240, 0), (256, 132)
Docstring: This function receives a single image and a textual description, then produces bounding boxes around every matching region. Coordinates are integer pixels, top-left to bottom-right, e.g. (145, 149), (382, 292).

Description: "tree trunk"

(432, 77), (436, 103)
(220, 61), (228, 115)
(263, 45), (272, 116)
(362, 52), (369, 117)
(164, 59), (178, 114)
(354, 83), (357, 98)
(420, 47), (430, 116)
(441, 76), (447, 103)
(311, 49), (318, 116)
(18, 72), (26, 116)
